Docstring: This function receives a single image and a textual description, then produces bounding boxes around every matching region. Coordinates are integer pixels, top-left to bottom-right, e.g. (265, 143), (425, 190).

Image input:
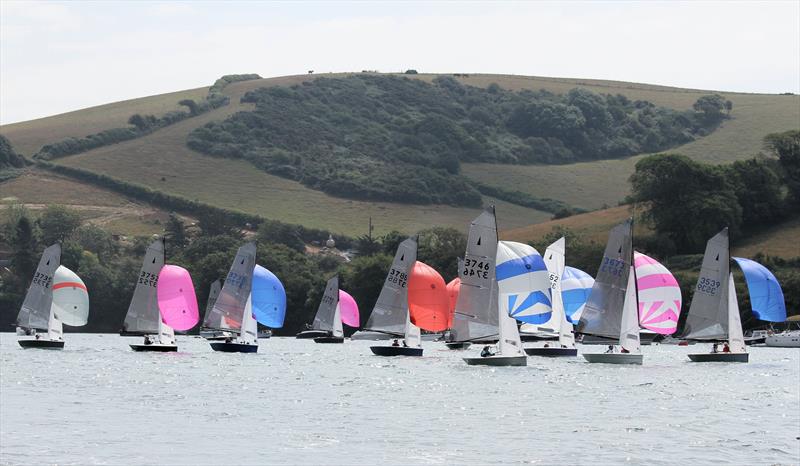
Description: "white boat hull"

(583, 353), (643, 365)
(765, 332), (800, 348)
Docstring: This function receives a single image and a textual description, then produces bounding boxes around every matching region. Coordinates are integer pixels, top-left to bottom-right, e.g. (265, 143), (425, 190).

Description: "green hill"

(1, 73), (798, 238)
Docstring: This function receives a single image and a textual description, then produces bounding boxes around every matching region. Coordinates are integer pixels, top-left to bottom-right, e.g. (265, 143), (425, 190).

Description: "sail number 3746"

(463, 258), (490, 279)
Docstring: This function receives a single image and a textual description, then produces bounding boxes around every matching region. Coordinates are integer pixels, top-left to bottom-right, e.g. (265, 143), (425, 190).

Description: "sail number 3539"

(697, 277), (721, 295)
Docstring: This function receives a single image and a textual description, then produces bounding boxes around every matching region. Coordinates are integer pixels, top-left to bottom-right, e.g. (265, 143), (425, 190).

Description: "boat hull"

(130, 344), (178, 352)
(765, 333), (800, 348)
(688, 352), (748, 363)
(583, 353), (643, 365)
(370, 346), (423, 357)
(463, 355), (527, 366)
(314, 336), (344, 344)
(18, 339), (64, 349)
(350, 331), (396, 341)
(295, 330), (329, 339)
(210, 342), (258, 353)
(445, 342), (472, 350)
(524, 347), (578, 357)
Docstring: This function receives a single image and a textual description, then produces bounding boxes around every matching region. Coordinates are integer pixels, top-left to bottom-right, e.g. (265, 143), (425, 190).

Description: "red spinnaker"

(408, 261), (450, 332)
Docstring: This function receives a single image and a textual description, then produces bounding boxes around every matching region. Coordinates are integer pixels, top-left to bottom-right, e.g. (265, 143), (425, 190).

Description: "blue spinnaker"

(732, 257), (786, 323)
(251, 264), (287, 328)
(561, 266), (594, 324)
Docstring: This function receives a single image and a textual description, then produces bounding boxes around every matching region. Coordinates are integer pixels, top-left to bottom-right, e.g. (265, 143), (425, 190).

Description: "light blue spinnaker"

(732, 257), (786, 323)
(251, 265), (287, 328)
(496, 241), (552, 325)
(561, 266), (594, 324)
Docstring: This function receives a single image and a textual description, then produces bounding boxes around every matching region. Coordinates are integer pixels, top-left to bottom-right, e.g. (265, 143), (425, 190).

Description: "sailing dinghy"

(682, 229), (770, 363)
(579, 220), (643, 364)
(200, 280), (228, 340)
(353, 237), (417, 342)
(123, 239), (178, 352)
(203, 242), (258, 353)
(17, 245), (90, 349)
(462, 219), (527, 366)
(312, 277), (360, 344)
(446, 207), (500, 350)
(526, 238), (578, 357)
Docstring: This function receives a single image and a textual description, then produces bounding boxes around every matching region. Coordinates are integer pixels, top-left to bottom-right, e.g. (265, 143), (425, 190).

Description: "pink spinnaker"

(338, 290), (359, 328)
(634, 252), (682, 335)
(157, 265), (200, 331)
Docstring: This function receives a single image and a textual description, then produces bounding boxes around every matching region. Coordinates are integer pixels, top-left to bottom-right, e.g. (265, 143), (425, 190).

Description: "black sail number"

(463, 257), (490, 280)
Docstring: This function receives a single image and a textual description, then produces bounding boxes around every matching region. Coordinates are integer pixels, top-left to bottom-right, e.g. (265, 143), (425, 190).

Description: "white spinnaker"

(497, 282), (524, 357)
(727, 274), (746, 353)
(51, 266), (89, 327)
(618, 267), (641, 353)
(332, 303), (344, 338)
(403, 312), (421, 348)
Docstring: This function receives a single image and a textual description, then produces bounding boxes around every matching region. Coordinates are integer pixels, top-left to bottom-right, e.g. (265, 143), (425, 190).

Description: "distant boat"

(447, 207), (500, 351)
(579, 219), (643, 365)
(462, 208), (527, 366)
(251, 264), (287, 340)
(352, 237), (417, 342)
(765, 330), (800, 348)
(122, 239), (178, 352)
(199, 280), (227, 340)
(202, 243), (258, 353)
(682, 229), (748, 362)
(18, 245), (89, 349)
(526, 237), (578, 357)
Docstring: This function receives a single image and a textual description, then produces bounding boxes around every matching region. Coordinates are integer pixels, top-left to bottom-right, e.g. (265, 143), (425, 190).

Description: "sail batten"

(363, 238), (417, 335)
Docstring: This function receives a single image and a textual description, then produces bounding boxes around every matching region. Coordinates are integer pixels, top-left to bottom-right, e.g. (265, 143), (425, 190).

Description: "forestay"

(17, 244), (61, 331)
(451, 207), (499, 342)
(634, 252), (682, 335)
(363, 238), (417, 336)
(202, 242), (256, 332)
(731, 257), (786, 323)
(51, 266), (89, 327)
(496, 241), (551, 324)
(561, 266), (594, 324)
(312, 276), (339, 332)
(122, 239), (164, 335)
(251, 265), (287, 328)
(157, 265), (199, 331)
(578, 219), (633, 339)
(681, 229), (729, 340)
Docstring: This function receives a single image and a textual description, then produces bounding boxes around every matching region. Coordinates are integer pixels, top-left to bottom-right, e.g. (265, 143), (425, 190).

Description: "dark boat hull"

(445, 342), (472, 350)
(314, 336), (344, 344)
(583, 353), (643, 365)
(210, 342), (258, 353)
(688, 352), (748, 363)
(463, 355), (527, 366)
(296, 330), (329, 339)
(18, 339), (64, 349)
(524, 347), (578, 357)
(130, 344), (178, 352)
(370, 346), (423, 357)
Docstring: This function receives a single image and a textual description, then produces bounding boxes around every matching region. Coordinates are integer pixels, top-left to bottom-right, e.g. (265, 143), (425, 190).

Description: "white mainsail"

(332, 302), (344, 338)
(497, 279), (524, 357)
(403, 311), (421, 348)
(239, 295), (258, 345)
(681, 229), (730, 340)
(202, 242), (256, 333)
(311, 276), (340, 333)
(543, 238), (575, 347)
(123, 239), (169, 336)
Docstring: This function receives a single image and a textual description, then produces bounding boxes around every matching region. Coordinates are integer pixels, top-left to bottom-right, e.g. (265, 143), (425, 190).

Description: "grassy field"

(1, 72), (797, 239)
(0, 169), (171, 236)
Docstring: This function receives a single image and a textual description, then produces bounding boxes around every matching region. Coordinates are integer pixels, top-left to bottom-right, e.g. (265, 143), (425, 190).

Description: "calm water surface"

(1, 334), (798, 465)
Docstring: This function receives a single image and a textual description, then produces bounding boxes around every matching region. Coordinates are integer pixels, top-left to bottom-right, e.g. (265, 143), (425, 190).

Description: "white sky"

(1, 1), (799, 125)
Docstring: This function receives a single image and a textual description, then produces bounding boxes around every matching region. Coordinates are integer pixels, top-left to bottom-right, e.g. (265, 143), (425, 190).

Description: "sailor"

(224, 336), (233, 344)
(480, 345), (493, 357)
(144, 335), (152, 345)
(402, 340), (408, 348)
(722, 343), (731, 353)
(391, 339), (400, 347)
(543, 343), (550, 348)
(620, 347), (630, 354)
(605, 345), (614, 354)
(561, 344), (568, 349)
(711, 343), (718, 353)
(35, 334), (40, 340)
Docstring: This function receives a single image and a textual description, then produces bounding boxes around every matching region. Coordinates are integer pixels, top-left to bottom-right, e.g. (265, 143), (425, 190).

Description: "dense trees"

(0, 135), (25, 170)
(764, 129), (800, 206)
(187, 75), (718, 207)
